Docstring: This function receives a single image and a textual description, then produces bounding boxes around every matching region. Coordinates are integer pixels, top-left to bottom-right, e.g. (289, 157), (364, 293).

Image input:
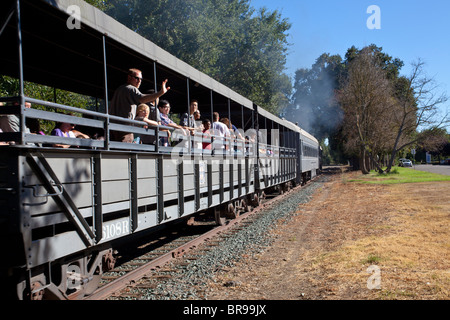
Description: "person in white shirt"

(211, 112), (230, 151)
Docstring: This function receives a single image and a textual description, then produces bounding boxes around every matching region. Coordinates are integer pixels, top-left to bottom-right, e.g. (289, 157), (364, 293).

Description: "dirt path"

(204, 170), (450, 300)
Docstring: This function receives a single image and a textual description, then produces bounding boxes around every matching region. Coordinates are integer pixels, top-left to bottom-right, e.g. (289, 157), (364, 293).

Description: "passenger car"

(402, 159), (413, 167)
(0, 0), (320, 300)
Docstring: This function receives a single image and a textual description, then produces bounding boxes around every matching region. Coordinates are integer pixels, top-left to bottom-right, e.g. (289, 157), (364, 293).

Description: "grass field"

(349, 167), (450, 184)
(314, 170), (450, 299)
(205, 168), (450, 300)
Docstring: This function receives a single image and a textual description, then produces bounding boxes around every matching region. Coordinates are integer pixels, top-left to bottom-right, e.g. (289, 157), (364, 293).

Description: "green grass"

(349, 167), (450, 184)
(363, 254), (382, 264)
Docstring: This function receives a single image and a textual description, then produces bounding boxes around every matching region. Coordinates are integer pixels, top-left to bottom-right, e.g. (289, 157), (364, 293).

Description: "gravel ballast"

(117, 176), (329, 300)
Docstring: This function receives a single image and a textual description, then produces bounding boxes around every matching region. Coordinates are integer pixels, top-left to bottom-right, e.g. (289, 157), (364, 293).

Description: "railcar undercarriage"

(1, 145), (298, 299)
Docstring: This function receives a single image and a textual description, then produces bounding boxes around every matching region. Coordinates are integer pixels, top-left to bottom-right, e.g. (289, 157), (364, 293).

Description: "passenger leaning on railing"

(0, 101), (34, 145)
(51, 121), (89, 148)
(220, 117), (243, 153)
(134, 103), (160, 145)
(202, 119), (212, 150)
(211, 112), (230, 151)
(0, 101), (31, 134)
(180, 99), (202, 150)
(158, 100), (193, 147)
(109, 68), (170, 143)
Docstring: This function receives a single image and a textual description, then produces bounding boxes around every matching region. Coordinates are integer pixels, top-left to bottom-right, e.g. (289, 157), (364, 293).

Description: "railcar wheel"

(102, 250), (116, 272)
(214, 207), (226, 226)
(227, 202), (238, 219)
(240, 198), (250, 213)
(30, 282), (44, 300)
(250, 193), (260, 207)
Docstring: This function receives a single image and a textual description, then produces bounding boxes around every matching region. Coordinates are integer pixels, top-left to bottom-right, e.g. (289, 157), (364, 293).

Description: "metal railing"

(0, 96), (296, 158)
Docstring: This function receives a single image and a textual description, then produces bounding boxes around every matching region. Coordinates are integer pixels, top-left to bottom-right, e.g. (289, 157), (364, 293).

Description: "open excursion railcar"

(0, 0), (319, 299)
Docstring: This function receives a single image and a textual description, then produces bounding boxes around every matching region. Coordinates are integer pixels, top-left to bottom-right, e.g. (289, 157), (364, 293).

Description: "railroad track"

(84, 180), (320, 300)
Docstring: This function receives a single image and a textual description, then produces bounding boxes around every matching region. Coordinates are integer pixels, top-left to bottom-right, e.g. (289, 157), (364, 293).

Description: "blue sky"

(250, 0), (450, 130)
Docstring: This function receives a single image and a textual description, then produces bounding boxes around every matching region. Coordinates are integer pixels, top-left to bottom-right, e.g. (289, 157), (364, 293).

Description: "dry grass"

(309, 179), (450, 300)
(205, 171), (450, 300)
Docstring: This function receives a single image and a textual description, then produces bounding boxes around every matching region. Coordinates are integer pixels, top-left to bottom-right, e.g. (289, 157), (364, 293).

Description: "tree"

(419, 128), (449, 158)
(338, 47), (395, 173)
(218, 7), (292, 114)
(383, 59), (449, 171)
(102, 0), (292, 113)
(0, 75), (96, 134)
(337, 45), (449, 173)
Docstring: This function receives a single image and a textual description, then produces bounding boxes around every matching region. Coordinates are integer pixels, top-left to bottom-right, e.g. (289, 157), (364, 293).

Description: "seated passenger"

(194, 110), (203, 130)
(220, 117), (243, 152)
(158, 100), (188, 147)
(26, 117), (45, 136)
(145, 89), (161, 126)
(183, 103), (204, 150)
(202, 118), (212, 150)
(135, 103), (159, 127)
(51, 122), (89, 148)
(0, 101), (31, 133)
(52, 122), (76, 148)
(134, 103), (159, 144)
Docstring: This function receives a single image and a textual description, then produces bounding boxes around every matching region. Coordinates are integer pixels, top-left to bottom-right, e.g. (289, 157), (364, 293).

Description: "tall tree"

(384, 59), (449, 171)
(338, 46), (449, 173)
(102, 0), (291, 113)
(338, 47), (394, 173)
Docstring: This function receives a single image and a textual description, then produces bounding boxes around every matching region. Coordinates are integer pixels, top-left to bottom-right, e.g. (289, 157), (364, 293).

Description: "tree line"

(99, 0), (292, 115)
(96, 1), (448, 172)
(284, 44), (449, 173)
(1, 0), (448, 171)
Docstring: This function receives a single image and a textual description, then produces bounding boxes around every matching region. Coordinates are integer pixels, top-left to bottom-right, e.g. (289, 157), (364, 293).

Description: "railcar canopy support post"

(210, 90), (214, 122)
(102, 34), (110, 150)
(16, 0), (25, 145)
(227, 99), (231, 156)
(253, 104), (260, 191)
(187, 78), (191, 154)
(210, 90), (215, 153)
(153, 62), (157, 91)
(153, 61), (159, 152)
(186, 78), (191, 116)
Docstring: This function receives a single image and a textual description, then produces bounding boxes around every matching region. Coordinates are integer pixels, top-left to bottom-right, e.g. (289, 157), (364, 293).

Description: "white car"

(402, 159), (413, 167)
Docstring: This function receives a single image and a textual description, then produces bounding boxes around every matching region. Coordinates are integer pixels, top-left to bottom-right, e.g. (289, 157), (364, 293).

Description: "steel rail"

(84, 210), (249, 300)
(83, 183), (304, 300)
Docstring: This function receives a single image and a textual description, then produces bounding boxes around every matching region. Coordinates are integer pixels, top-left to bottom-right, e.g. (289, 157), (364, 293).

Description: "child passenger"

(134, 103), (159, 144)
(135, 104), (159, 127)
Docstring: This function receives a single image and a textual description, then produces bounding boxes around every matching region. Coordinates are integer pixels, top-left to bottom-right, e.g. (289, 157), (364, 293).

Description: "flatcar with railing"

(0, 0), (319, 299)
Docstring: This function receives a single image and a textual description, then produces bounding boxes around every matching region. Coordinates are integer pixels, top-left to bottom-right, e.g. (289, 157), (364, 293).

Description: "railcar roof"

(1, 0), (319, 142)
(300, 129), (319, 144)
(281, 119), (302, 134)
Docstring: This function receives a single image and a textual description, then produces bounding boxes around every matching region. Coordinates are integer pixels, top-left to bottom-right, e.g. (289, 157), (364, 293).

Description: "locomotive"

(0, 0), (319, 299)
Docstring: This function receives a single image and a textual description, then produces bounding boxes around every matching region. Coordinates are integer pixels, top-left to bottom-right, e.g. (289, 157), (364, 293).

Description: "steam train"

(0, 0), (319, 299)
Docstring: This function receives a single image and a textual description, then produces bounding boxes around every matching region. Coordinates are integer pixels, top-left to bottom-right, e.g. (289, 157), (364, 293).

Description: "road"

(410, 164), (450, 176)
